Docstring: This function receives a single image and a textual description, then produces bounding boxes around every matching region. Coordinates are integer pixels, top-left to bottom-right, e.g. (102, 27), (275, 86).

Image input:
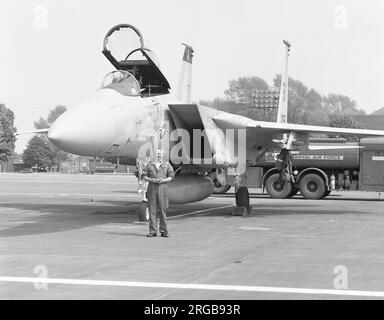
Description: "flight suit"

(142, 161), (175, 235)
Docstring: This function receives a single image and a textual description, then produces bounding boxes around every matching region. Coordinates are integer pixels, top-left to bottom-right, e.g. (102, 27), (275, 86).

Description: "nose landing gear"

(139, 201), (149, 222)
(135, 159), (149, 222)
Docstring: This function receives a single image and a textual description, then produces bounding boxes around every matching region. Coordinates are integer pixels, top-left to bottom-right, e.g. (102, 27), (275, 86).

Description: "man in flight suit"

(142, 149), (174, 238)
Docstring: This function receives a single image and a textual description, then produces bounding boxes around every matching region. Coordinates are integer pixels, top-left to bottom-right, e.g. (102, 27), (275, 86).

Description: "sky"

(1, 0), (384, 153)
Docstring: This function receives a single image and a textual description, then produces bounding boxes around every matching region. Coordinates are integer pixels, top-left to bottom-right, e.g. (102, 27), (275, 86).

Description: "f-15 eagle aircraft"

(19, 24), (384, 213)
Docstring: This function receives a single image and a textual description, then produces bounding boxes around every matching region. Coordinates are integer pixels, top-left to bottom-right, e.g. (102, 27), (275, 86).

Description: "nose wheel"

(135, 159), (149, 222)
(139, 201), (149, 222)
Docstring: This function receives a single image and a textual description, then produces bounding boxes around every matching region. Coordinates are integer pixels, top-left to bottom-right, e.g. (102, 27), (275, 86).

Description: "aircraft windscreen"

(101, 71), (140, 96)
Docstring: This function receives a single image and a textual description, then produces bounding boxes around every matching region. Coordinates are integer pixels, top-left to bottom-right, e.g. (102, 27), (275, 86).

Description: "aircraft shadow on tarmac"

(212, 193), (383, 202)
(112, 190), (140, 194)
(0, 201), (140, 238)
(111, 190), (382, 202)
(0, 199), (367, 238)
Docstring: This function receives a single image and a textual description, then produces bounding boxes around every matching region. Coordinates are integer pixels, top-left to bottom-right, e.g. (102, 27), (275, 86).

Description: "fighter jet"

(18, 24), (384, 212)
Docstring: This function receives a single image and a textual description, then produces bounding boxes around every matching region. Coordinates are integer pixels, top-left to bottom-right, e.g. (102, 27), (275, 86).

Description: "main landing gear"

(268, 148), (296, 198)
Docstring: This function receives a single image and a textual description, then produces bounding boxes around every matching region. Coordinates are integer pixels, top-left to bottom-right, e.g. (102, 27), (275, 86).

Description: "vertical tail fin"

(175, 43), (194, 103)
(276, 40), (291, 123)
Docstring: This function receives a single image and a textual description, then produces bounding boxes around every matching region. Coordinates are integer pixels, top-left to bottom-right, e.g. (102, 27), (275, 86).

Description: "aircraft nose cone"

(48, 101), (116, 156)
(47, 126), (65, 144)
(47, 89), (140, 156)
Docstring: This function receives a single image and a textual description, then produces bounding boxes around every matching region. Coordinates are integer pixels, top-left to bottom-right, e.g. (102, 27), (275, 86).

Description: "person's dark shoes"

(146, 233), (157, 237)
(161, 232), (169, 238)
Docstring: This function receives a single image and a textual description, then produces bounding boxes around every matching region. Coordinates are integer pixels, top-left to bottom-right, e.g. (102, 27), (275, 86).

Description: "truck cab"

(359, 138), (384, 191)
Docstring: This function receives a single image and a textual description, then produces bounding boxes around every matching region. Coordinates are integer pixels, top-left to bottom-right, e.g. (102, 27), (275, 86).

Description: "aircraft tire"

(265, 173), (293, 199)
(235, 187), (250, 208)
(299, 173), (326, 200)
(213, 184), (231, 194)
(208, 172), (231, 194)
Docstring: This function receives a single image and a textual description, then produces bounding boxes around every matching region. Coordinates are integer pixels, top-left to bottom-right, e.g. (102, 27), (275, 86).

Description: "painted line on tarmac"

(0, 276), (384, 298)
(0, 192), (136, 198)
(168, 205), (234, 219)
(0, 180), (134, 185)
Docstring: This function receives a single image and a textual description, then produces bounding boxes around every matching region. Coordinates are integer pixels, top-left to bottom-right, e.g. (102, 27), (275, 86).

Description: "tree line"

(22, 105), (69, 170)
(0, 103), (17, 164)
(199, 74), (364, 129)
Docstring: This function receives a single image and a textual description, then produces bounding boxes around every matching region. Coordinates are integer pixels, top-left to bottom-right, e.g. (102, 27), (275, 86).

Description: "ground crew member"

(141, 149), (174, 238)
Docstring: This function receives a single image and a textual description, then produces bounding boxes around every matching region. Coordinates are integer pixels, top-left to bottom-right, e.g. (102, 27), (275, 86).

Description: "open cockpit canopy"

(102, 24), (170, 96)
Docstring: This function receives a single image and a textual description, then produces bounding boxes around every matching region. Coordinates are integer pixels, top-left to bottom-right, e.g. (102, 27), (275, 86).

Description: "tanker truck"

(256, 137), (384, 199)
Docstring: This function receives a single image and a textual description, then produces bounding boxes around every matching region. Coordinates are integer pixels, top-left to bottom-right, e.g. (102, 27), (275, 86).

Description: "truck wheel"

(265, 173), (293, 199)
(213, 184), (231, 194)
(299, 173), (326, 200)
(235, 187), (250, 208)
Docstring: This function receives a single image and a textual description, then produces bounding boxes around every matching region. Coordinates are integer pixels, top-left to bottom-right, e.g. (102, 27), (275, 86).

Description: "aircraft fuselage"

(48, 89), (179, 165)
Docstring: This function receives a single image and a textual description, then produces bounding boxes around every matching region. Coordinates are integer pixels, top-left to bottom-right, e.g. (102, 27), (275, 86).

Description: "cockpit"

(102, 24), (170, 97)
(101, 70), (140, 96)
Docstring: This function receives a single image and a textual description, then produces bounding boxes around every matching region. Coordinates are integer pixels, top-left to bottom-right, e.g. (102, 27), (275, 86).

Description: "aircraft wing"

(169, 104), (384, 169)
(213, 112), (384, 149)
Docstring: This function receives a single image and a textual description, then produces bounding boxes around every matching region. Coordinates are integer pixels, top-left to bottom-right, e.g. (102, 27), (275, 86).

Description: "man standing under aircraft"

(141, 149), (174, 238)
